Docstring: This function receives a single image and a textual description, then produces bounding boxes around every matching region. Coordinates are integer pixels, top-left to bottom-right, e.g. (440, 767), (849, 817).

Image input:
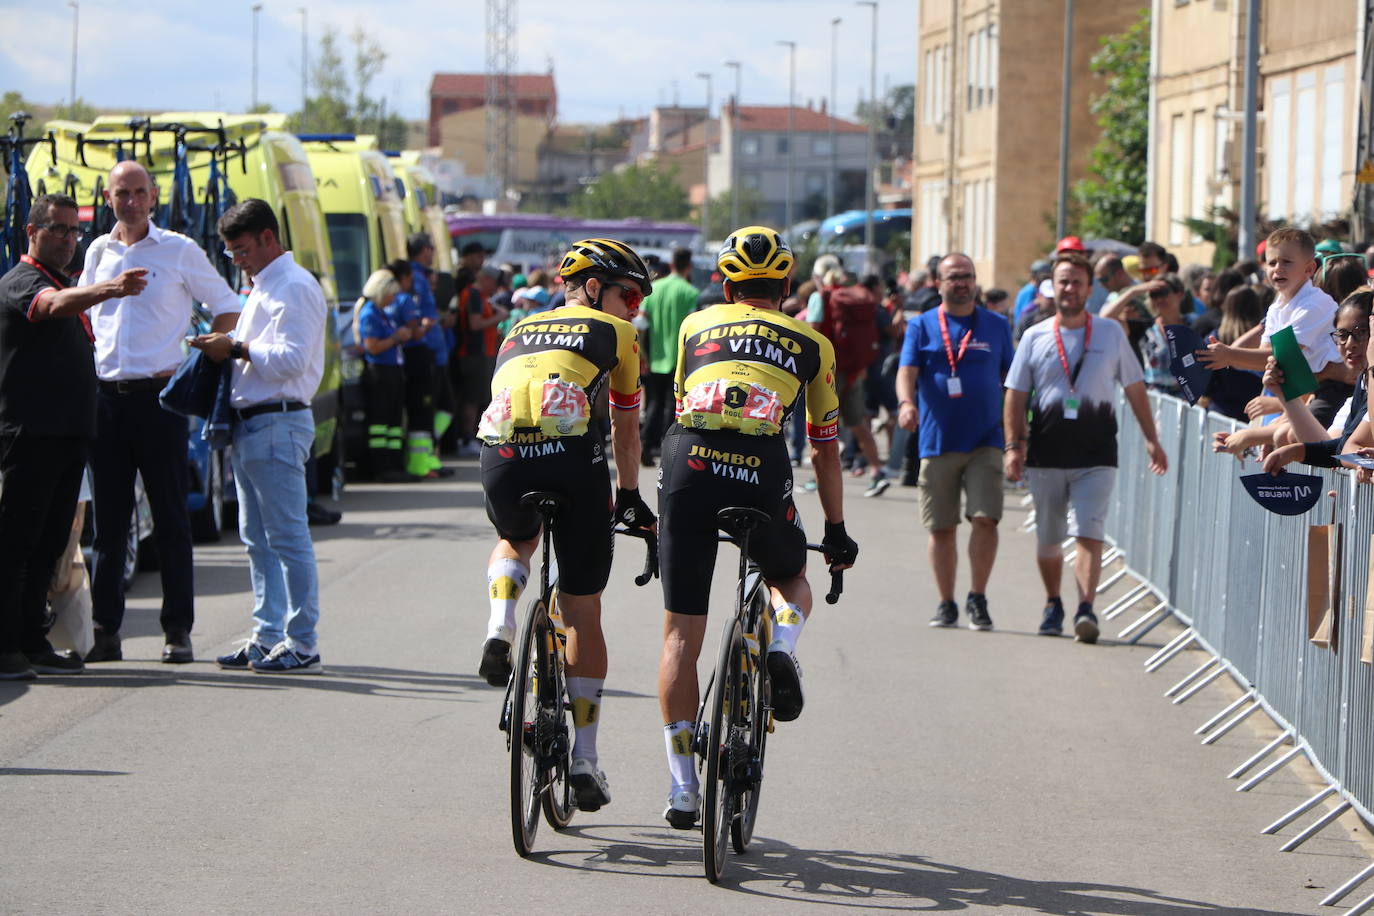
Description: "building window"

(1321, 65), (1344, 218)
(966, 33), (977, 111)
(1267, 77), (1291, 220)
(962, 181), (975, 253)
(813, 137), (833, 156)
(805, 172), (825, 194)
(987, 26), (997, 106)
(1293, 70), (1316, 220)
(741, 137), (760, 156)
(777, 136), (790, 155)
(1169, 113), (1186, 246)
(741, 172), (761, 190)
(1190, 111), (1208, 242)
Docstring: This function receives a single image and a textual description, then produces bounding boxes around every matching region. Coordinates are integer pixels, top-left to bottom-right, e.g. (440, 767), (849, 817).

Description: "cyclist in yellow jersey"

(477, 238), (657, 814)
(656, 226), (859, 828)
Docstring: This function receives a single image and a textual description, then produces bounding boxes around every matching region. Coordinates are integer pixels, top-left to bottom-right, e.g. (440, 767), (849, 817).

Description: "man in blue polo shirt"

(896, 252), (1013, 631)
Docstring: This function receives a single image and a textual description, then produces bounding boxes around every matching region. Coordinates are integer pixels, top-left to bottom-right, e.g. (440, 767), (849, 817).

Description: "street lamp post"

(299, 7), (308, 127)
(724, 60), (741, 228)
(829, 16), (841, 220)
(67, 1), (78, 112)
(777, 40), (796, 235)
(696, 71), (713, 244)
(251, 3), (264, 111)
(858, 0), (877, 276)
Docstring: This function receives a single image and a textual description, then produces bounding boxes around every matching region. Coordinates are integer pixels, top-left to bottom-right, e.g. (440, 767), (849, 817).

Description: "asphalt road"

(2, 459), (1371, 915)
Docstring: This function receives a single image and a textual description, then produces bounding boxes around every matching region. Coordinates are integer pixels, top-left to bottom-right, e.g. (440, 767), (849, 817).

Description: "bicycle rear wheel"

(541, 594), (574, 829)
(731, 607), (770, 853)
(509, 599), (551, 857)
(703, 618), (743, 884)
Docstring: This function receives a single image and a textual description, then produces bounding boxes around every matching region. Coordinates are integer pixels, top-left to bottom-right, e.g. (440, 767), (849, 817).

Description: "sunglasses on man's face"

(605, 281), (643, 310)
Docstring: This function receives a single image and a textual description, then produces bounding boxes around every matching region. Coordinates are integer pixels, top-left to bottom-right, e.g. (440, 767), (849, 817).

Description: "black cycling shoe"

(766, 645), (804, 722)
(478, 638), (512, 687)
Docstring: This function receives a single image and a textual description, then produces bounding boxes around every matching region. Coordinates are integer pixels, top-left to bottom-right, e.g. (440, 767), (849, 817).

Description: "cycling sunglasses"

(604, 281), (644, 310)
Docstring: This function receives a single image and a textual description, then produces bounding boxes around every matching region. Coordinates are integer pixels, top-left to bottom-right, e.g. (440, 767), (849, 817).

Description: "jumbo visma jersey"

(479, 304), (642, 444)
(674, 303), (840, 441)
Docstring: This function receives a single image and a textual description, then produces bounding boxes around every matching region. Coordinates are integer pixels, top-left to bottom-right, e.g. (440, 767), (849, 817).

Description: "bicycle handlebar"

(615, 526), (658, 586)
(805, 543), (845, 605)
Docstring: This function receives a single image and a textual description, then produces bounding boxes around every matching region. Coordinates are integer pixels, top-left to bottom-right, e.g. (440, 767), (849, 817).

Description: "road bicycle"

(694, 508), (842, 884)
(498, 490), (657, 858)
(1, 112), (57, 272)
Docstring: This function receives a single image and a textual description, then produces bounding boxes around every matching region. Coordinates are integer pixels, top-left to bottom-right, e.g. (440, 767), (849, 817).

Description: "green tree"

(54, 98), (96, 122)
(706, 186), (766, 239)
(854, 83), (915, 158)
(1, 91), (34, 114)
(1071, 8), (1150, 244)
(570, 162), (689, 221)
(290, 26), (407, 148)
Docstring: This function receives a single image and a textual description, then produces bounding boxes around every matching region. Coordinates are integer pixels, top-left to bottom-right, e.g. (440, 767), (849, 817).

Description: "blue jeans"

(231, 409), (320, 654)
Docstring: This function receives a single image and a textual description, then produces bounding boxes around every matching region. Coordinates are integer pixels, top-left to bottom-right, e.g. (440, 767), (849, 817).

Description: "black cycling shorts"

(657, 425), (806, 616)
(481, 432), (613, 596)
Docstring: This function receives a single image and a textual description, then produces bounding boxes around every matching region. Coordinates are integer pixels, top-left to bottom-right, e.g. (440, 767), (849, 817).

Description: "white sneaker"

(663, 787), (700, 829)
(569, 757), (611, 811)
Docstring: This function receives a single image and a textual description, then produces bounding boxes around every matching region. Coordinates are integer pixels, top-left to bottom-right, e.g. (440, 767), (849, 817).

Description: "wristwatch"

(230, 340), (245, 360)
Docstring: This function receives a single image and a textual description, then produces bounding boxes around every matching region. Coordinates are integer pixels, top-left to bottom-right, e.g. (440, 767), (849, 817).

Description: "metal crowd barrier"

(1107, 390), (1374, 913)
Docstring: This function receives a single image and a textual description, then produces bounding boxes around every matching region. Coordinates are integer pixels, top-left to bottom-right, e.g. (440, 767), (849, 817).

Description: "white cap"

(1038, 278), (1055, 299)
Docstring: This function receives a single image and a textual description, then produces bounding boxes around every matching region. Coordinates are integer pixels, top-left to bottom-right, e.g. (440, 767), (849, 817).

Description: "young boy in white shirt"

(1198, 227), (1341, 377)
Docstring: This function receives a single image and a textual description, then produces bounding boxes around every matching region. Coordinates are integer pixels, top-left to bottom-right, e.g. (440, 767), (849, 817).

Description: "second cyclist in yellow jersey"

(475, 237), (657, 816)
(655, 225), (859, 829)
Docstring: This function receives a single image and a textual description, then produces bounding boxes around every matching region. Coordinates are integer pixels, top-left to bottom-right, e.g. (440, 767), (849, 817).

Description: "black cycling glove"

(614, 487), (656, 529)
(822, 520), (859, 567)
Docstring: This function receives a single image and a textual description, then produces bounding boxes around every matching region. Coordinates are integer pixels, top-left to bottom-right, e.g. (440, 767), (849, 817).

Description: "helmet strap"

(588, 276), (606, 311)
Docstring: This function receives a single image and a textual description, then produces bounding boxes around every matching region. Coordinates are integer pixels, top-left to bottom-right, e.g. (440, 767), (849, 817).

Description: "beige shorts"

(836, 370), (867, 428)
(917, 447), (1005, 531)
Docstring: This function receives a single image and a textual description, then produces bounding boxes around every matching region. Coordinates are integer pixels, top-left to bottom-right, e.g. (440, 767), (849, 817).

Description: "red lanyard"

(937, 306), (974, 376)
(1052, 315), (1091, 393)
(20, 255), (92, 342)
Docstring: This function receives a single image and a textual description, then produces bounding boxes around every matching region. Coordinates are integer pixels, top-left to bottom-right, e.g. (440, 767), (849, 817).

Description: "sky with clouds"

(0, 0), (917, 126)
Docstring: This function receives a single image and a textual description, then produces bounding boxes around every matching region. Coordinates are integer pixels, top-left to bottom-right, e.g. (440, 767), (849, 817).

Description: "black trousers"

(365, 362), (406, 473)
(0, 434), (86, 655)
(641, 372), (676, 458)
(90, 388), (194, 636)
(402, 345), (436, 433)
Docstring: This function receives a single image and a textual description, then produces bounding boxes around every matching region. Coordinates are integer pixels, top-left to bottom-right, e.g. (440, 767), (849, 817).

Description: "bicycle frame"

(1, 112), (58, 273)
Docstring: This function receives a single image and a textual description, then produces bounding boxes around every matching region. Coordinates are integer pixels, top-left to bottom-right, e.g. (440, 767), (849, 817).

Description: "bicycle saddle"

(716, 506), (771, 534)
(519, 490), (567, 515)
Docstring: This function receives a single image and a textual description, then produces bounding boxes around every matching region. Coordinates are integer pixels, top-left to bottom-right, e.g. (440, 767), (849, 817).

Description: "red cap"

(1055, 235), (1086, 253)
(1257, 239), (1267, 258)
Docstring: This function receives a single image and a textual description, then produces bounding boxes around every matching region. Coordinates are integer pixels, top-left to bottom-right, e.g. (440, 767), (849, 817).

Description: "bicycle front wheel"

(509, 600), (550, 857)
(703, 618), (744, 884)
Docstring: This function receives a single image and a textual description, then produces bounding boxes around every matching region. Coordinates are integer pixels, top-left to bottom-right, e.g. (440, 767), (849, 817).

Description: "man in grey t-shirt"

(1003, 253), (1168, 643)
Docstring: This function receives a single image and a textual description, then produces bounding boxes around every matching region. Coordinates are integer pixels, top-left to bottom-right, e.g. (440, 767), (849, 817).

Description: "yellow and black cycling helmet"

(717, 225), (794, 281)
(558, 238), (653, 296)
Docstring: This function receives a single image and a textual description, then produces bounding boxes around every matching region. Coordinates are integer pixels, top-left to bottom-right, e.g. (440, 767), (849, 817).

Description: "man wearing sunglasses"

(473, 237), (655, 814)
(0, 194), (148, 679)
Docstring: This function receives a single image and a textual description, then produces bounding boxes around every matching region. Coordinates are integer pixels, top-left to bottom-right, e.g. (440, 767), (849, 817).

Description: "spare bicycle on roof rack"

(1, 111), (58, 272)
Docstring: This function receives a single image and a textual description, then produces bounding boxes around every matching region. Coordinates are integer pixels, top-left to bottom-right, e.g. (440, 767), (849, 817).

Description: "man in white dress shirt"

(81, 161), (240, 665)
(191, 199), (326, 673)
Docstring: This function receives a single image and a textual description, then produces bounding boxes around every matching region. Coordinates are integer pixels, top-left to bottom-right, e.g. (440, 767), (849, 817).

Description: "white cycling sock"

(567, 676), (603, 764)
(486, 558), (528, 640)
(771, 601), (806, 653)
(664, 720), (697, 792)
